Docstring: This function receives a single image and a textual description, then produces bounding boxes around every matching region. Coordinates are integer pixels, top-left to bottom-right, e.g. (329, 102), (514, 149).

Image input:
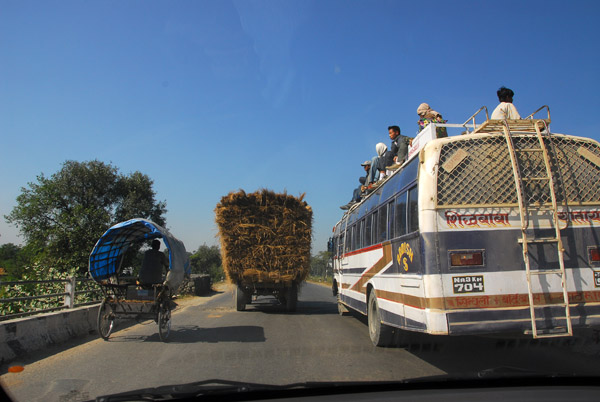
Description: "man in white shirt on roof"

(491, 86), (521, 120)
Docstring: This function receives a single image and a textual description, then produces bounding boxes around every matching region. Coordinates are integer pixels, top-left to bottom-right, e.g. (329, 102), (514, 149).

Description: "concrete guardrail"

(0, 304), (100, 365)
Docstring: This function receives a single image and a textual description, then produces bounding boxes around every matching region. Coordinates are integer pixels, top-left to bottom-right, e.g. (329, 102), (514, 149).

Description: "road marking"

(207, 314), (223, 318)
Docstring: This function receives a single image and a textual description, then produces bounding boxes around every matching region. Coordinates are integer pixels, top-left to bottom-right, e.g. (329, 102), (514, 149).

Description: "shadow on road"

(108, 325), (266, 344)
(243, 298), (338, 316)
(340, 310), (600, 378)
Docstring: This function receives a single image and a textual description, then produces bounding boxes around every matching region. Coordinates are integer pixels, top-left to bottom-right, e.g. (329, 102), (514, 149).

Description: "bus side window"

(378, 204), (388, 242)
(387, 201), (395, 239)
(365, 214), (372, 247)
(408, 186), (419, 233)
(338, 232), (345, 256)
(358, 219), (364, 249)
(351, 224), (357, 251)
(345, 226), (350, 253)
(394, 193), (407, 237)
(372, 210), (378, 245)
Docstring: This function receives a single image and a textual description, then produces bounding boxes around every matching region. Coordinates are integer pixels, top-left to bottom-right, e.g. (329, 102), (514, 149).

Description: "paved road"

(1, 282), (599, 401)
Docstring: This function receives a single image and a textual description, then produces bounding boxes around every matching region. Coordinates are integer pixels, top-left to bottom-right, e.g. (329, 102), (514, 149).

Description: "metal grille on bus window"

(437, 134), (516, 206)
(550, 136), (600, 204)
(437, 134), (600, 206)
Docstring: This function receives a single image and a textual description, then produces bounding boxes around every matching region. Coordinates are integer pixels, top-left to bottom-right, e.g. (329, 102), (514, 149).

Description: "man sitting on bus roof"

(491, 86), (521, 120)
(340, 160), (371, 210)
(139, 239), (169, 286)
(368, 142), (388, 184)
(386, 126), (412, 171)
(417, 103), (448, 138)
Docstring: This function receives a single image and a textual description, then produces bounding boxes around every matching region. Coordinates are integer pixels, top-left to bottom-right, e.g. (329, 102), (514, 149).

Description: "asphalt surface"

(1, 282), (599, 401)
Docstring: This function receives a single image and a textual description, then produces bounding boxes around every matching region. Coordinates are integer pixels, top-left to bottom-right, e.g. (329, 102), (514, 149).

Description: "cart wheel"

(235, 285), (246, 311)
(158, 302), (171, 342)
(368, 290), (394, 347)
(285, 283), (298, 312)
(97, 299), (115, 340)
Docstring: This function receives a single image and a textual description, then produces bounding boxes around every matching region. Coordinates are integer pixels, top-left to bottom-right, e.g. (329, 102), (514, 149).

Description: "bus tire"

(368, 290), (394, 347)
(236, 285), (246, 311)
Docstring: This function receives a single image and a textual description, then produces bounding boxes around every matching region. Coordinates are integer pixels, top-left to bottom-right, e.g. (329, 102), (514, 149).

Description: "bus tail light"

(590, 247), (600, 262)
(450, 251), (484, 267)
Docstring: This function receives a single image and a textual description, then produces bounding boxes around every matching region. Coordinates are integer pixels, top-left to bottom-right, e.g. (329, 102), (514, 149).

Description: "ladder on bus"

(502, 117), (573, 338)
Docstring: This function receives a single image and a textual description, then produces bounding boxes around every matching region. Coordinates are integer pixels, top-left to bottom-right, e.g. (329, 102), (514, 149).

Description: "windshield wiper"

(93, 376), (595, 402)
(94, 378), (429, 402)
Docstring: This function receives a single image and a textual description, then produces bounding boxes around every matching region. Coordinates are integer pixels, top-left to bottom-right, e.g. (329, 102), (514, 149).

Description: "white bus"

(331, 106), (600, 346)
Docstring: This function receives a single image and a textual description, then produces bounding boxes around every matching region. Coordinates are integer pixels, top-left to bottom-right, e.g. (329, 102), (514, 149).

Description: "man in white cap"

(340, 160), (372, 210)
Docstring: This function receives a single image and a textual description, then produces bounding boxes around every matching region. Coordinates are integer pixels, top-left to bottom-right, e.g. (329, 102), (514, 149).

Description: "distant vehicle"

(331, 106), (600, 346)
(215, 190), (312, 312)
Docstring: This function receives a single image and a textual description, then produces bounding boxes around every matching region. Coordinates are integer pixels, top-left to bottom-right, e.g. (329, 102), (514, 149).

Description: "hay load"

(215, 189), (312, 286)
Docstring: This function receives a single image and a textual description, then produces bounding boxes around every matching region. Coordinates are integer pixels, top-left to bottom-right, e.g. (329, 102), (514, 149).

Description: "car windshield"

(1, 1), (600, 401)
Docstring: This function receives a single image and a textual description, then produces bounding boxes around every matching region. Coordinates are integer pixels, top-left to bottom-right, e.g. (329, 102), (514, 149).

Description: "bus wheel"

(235, 285), (246, 311)
(368, 290), (394, 347)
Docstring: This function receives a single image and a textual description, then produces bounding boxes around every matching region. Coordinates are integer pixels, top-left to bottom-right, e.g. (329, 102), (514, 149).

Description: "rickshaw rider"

(139, 239), (169, 286)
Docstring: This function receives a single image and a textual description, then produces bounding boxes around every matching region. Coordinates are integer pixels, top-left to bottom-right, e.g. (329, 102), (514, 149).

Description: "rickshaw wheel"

(158, 302), (171, 342)
(98, 299), (115, 340)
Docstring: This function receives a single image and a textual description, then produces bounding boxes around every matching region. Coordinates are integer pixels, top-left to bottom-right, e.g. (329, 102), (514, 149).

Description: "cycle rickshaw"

(89, 218), (190, 342)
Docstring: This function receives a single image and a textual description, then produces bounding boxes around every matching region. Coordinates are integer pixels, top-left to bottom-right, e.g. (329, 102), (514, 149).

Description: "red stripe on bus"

(341, 243), (383, 258)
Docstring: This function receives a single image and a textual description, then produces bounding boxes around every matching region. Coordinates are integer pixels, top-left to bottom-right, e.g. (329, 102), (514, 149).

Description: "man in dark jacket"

(387, 125), (412, 169)
(139, 239), (169, 285)
(340, 160), (371, 210)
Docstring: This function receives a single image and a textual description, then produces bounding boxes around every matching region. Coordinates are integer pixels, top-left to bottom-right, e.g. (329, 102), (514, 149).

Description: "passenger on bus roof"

(139, 239), (169, 285)
(340, 160), (371, 210)
(369, 142), (388, 184)
(386, 125), (413, 171)
(417, 103), (448, 139)
(491, 86), (521, 120)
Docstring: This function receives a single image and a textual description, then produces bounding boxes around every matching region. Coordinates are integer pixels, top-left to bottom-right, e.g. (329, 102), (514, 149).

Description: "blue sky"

(1, 0), (599, 255)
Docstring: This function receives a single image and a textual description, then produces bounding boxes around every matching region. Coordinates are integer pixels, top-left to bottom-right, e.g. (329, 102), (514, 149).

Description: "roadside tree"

(5, 160), (167, 274)
(190, 244), (224, 282)
(310, 251), (332, 279)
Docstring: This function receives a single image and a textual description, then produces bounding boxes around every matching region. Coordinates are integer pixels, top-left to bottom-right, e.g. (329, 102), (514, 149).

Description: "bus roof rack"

(472, 118), (551, 134)
(463, 105), (551, 135)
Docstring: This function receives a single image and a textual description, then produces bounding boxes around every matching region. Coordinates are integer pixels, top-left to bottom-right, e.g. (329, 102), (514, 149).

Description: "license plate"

(452, 275), (484, 293)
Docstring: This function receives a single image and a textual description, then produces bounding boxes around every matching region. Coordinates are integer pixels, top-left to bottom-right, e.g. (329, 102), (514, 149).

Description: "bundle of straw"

(215, 189), (312, 285)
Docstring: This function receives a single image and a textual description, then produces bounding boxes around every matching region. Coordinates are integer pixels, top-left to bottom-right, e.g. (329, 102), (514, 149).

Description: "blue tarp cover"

(88, 218), (190, 291)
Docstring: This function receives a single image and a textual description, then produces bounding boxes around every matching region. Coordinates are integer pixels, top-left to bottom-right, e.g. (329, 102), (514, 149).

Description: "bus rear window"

(436, 135), (600, 206)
